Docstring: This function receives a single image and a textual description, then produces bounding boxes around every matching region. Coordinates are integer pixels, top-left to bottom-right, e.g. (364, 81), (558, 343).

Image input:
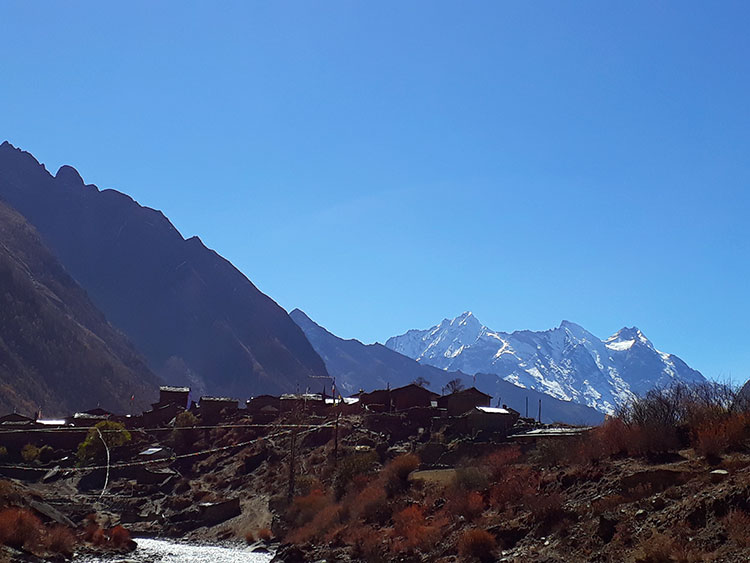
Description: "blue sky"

(2, 2), (749, 382)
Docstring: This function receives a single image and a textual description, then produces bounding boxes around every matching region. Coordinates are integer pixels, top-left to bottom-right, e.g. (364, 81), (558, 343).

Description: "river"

(76, 538), (274, 562)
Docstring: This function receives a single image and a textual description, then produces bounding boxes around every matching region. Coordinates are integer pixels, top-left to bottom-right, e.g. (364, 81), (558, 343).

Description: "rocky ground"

(2, 410), (750, 561)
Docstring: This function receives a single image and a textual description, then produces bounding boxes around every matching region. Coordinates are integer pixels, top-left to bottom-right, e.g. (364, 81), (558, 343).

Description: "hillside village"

(2, 381), (750, 561)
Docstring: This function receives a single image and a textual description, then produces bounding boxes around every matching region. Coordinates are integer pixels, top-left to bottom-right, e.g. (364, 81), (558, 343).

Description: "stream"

(76, 538), (275, 562)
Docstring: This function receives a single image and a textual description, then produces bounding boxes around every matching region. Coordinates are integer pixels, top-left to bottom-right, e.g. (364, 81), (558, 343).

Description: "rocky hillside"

(0, 142), (329, 399)
(0, 200), (160, 416)
(387, 312), (705, 414)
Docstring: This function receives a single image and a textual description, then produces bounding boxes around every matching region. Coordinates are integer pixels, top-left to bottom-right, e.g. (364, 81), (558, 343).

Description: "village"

(0, 383), (585, 550)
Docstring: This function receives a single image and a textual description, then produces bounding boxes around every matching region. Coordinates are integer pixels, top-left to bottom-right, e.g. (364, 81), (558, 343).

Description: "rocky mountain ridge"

(0, 142), (329, 400)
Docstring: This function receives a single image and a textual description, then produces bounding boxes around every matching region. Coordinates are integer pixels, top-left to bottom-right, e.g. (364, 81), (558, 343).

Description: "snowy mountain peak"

(605, 327), (653, 351)
(386, 314), (704, 414)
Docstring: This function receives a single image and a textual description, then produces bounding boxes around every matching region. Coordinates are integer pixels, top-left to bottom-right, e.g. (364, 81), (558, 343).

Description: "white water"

(77, 538), (274, 562)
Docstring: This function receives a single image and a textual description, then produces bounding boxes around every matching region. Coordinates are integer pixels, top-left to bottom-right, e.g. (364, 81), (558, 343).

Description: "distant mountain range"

(0, 142), (329, 401)
(0, 199), (160, 416)
(386, 312), (705, 414)
(291, 309), (604, 425)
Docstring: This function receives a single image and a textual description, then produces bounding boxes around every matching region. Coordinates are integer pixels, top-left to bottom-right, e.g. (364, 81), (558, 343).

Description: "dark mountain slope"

(0, 142), (328, 398)
(0, 200), (161, 416)
(291, 309), (604, 425)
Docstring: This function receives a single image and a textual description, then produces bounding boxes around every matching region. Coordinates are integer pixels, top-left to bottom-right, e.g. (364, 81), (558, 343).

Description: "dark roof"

(443, 387), (492, 399)
(391, 383), (439, 398)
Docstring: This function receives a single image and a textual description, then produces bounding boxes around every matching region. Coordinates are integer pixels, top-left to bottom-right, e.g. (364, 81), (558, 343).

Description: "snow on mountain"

(385, 313), (705, 414)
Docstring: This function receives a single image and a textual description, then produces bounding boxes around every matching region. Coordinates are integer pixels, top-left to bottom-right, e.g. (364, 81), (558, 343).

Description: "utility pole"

(333, 408), (340, 468)
(525, 396), (529, 418)
(287, 410), (299, 502)
(538, 399), (542, 423)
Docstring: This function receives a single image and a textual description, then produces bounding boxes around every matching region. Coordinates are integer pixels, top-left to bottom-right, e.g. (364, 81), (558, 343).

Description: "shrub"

(286, 504), (341, 543)
(351, 483), (389, 524)
(21, 444), (40, 463)
(333, 451), (378, 499)
(391, 505), (438, 552)
(457, 528), (497, 562)
(257, 527), (272, 541)
(346, 524), (383, 561)
(0, 446), (7, 459)
(631, 531), (696, 563)
(724, 508), (750, 547)
(77, 421), (132, 463)
(489, 465), (540, 510)
(0, 507), (43, 550)
(447, 489), (485, 521)
(694, 414), (748, 458)
(287, 489), (331, 527)
(46, 525), (75, 556)
(382, 454), (419, 495)
(454, 466), (489, 491)
(244, 530), (254, 543)
(482, 446), (521, 481)
(109, 525), (132, 549)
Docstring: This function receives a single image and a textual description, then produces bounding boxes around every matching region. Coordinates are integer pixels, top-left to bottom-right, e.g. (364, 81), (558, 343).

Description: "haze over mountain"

(0, 142), (329, 399)
(386, 312), (705, 414)
(291, 308), (604, 425)
(0, 199), (160, 416)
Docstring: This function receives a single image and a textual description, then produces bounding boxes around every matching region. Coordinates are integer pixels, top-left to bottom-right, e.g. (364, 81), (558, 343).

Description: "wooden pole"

(333, 409), (340, 468)
(287, 427), (297, 502)
(538, 399), (542, 423)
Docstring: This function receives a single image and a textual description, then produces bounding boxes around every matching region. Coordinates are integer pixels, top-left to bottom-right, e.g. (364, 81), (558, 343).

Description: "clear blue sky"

(2, 2), (749, 383)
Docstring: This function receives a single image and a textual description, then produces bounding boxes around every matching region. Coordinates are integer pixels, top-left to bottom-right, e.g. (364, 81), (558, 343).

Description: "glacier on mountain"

(385, 312), (704, 414)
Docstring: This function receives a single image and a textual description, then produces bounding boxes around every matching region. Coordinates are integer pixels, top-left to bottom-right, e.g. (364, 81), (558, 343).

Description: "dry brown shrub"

(287, 488), (331, 527)
(286, 504), (341, 544)
(457, 528), (497, 562)
(351, 482), (389, 524)
(694, 414), (748, 458)
(46, 525), (75, 556)
(0, 507), (43, 550)
(244, 530), (254, 543)
(257, 527), (272, 541)
(631, 531), (703, 563)
(526, 491), (565, 527)
(109, 525), (132, 549)
(345, 524), (384, 561)
(489, 465), (540, 509)
(446, 489), (485, 521)
(482, 446), (521, 481)
(391, 505), (439, 552)
(723, 508), (750, 547)
(382, 454), (419, 495)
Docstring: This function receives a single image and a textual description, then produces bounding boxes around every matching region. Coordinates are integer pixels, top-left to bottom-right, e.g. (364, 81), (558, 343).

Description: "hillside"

(0, 200), (160, 416)
(291, 309), (604, 425)
(387, 312), (705, 414)
(0, 142), (329, 399)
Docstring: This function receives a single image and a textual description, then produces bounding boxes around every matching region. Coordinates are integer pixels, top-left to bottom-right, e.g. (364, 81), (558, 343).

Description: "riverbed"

(76, 538), (274, 562)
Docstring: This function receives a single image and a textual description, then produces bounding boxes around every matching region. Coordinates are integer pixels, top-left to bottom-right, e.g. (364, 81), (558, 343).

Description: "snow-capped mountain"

(385, 312), (705, 414)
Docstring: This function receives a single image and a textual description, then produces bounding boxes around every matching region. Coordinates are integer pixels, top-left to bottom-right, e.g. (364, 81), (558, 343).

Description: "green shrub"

(21, 444), (40, 463)
(0, 446), (7, 459)
(77, 421), (131, 463)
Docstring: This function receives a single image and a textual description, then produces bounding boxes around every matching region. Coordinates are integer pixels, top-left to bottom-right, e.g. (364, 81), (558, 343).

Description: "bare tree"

(412, 376), (430, 388)
(446, 378), (465, 394)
